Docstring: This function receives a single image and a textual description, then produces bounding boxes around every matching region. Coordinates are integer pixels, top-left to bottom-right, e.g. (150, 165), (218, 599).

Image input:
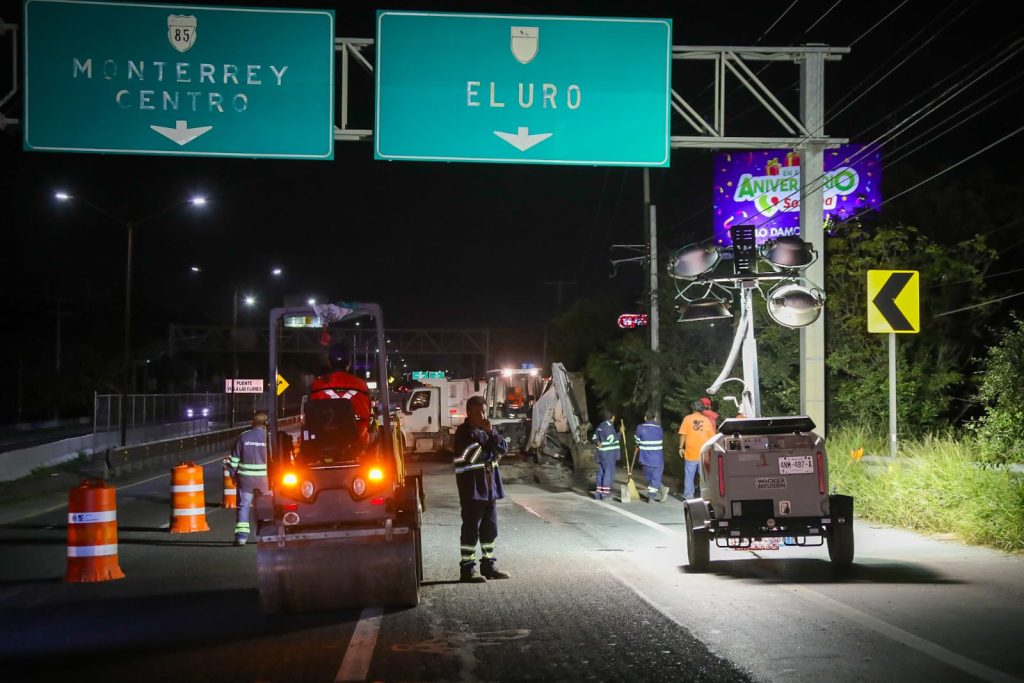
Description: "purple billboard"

(712, 144), (882, 247)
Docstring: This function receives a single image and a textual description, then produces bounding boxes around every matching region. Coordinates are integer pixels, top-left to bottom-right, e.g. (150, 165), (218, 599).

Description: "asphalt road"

(1, 454), (1022, 683)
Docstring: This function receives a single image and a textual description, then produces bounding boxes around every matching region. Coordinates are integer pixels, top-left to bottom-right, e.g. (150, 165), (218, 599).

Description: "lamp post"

(56, 191), (205, 447)
(227, 269), (281, 425)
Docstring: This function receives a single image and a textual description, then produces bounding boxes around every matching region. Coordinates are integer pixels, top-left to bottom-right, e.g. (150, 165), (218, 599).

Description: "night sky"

(2, 1), (1023, 407)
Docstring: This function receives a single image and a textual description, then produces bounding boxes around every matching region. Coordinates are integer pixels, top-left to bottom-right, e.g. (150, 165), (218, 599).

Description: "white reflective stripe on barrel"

(68, 510), (117, 524)
(172, 508), (206, 516)
(67, 544), (118, 557)
(223, 488), (237, 495)
(172, 484), (204, 493)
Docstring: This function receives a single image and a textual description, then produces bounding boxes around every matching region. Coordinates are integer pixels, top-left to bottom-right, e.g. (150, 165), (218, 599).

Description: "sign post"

(375, 11), (672, 166)
(24, 0), (335, 159)
(867, 270), (920, 458)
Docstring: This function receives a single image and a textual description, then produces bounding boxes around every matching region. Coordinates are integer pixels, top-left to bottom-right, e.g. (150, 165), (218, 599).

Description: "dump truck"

(255, 302), (423, 613)
(399, 377), (482, 456)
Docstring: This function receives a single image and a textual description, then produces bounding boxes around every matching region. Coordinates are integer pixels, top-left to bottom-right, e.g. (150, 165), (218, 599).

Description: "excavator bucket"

(257, 524), (420, 614)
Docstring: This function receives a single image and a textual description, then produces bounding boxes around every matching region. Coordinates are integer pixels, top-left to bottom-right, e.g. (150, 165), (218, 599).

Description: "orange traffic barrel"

(222, 462), (237, 509)
(65, 479), (125, 582)
(170, 462), (210, 533)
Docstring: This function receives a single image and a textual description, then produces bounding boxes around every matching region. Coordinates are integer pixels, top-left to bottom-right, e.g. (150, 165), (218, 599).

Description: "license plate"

(779, 455), (814, 475)
(756, 477), (787, 490)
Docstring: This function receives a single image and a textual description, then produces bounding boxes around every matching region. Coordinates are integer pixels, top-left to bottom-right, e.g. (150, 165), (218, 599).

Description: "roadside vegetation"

(549, 190), (1024, 552)
(827, 427), (1024, 553)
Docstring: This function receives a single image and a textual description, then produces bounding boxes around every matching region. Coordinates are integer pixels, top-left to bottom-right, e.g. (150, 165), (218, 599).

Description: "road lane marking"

(587, 497), (678, 537)
(785, 584), (1021, 683)
(585, 493), (1021, 683)
(335, 606), (383, 682)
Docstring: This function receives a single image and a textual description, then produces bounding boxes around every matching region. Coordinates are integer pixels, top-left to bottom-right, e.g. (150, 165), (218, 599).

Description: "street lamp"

(56, 190), (205, 447)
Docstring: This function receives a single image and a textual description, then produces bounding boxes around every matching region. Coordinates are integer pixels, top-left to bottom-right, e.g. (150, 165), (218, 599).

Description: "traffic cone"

(65, 479), (125, 582)
(170, 462), (210, 533)
(222, 462), (237, 509)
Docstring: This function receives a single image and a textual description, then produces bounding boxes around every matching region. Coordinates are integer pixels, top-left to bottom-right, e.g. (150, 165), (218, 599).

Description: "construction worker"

(310, 342), (371, 445)
(679, 400), (715, 500)
(228, 410), (269, 546)
(700, 396), (719, 426)
(635, 411), (665, 503)
(452, 395), (511, 583)
(592, 410), (619, 500)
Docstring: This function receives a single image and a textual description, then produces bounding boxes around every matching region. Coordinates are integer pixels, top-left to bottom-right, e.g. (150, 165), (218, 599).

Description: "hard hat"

(700, 396), (712, 407)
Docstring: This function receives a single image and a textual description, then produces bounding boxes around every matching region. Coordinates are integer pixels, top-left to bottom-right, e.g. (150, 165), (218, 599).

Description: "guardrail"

(98, 416), (300, 480)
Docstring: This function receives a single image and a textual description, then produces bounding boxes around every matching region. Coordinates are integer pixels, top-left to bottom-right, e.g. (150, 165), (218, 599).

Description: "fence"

(92, 392), (271, 448)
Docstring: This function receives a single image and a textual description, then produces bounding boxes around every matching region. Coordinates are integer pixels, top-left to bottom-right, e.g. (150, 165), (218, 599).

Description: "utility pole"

(644, 169), (660, 419)
(542, 281), (574, 372)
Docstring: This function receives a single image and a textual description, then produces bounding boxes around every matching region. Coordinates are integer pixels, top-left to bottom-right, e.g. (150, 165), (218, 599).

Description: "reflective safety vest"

(634, 421), (664, 466)
(593, 420), (620, 460)
(229, 426), (268, 493)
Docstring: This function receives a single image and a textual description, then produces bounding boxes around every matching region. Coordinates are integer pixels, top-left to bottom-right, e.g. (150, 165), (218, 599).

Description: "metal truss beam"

(169, 324), (490, 361)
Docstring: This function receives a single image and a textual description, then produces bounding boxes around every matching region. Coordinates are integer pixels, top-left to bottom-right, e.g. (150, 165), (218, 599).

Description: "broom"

(619, 422), (640, 503)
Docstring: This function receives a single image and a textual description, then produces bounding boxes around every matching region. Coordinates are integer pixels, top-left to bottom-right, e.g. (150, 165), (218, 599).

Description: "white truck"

(398, 377), (483, 455)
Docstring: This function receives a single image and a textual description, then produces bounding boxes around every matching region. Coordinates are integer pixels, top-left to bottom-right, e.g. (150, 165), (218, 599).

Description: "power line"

(754, 0), (801, 45)
(884, 74), (1024, 167)
(935, 290), (1024, 317)
(881, 123), (1024, 207)
(929, 268), (1024, 289)
(848, 0), (910, 46)
(827, 1), (978, 125)
(804, 0), (843, 34)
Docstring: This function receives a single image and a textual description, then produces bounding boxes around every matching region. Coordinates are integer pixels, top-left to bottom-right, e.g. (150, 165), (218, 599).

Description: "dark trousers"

(460, 499), (498, 568)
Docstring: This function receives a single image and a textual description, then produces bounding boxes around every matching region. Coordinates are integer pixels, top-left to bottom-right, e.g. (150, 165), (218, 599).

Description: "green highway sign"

(375, 11), (672, 166)
(24, 0), (335, 159)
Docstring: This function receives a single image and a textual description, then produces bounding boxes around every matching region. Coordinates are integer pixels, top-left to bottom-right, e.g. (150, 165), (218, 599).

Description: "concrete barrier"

(0, 416), (298, 482)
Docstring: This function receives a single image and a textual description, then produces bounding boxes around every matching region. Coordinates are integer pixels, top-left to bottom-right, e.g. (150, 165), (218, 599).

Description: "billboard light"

(766, 282), (825, 328)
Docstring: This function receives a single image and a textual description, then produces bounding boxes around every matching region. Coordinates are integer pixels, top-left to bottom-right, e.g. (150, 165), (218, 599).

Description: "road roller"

(682, 415), (854, 572)
(255, 302), (423, 613)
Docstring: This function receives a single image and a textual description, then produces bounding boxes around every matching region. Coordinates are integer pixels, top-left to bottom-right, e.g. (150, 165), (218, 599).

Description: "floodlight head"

(668, 244), (720, 279)
(760, 236), (817, 270)
(766, 282), (825, 328)
(677, 298), (733, 323)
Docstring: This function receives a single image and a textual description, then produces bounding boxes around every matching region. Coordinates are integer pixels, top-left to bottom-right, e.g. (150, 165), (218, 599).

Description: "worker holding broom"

(635, 411), (667, 503)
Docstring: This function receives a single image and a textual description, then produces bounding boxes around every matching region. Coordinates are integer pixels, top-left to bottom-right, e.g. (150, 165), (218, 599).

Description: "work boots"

(460, 564), (487, 583)
(480, 562), (511, 580)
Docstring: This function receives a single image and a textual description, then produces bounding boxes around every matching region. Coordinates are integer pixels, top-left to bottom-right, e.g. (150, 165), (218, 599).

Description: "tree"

(971, 314), (1024, 464)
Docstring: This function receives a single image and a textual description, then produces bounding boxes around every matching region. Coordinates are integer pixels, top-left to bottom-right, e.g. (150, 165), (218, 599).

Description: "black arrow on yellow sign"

(872, 271), (914, 331)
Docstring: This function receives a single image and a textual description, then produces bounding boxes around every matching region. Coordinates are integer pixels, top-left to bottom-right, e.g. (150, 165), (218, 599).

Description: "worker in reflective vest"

(592, 410), (620, 500)
(635, 411), (665, 503)
(228, 410), (269, 546)
(452, 395), (511, 583)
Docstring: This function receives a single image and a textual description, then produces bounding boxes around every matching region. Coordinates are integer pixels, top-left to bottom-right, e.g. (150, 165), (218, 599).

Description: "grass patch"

(828, 427), (1024, 554)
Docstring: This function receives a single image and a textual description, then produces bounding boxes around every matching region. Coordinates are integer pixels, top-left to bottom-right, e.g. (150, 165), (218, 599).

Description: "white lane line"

(584, 494), (1021, 683)
(787, 584), (1021, 683)
(335, 606), (383, 682)
(587, 497), (678, 537)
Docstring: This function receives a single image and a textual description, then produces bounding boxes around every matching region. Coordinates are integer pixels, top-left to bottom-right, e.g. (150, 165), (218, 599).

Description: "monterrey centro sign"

(375, 11), (673, 166)
(712, 144), (883, 247)
(23, 0), (335, 159)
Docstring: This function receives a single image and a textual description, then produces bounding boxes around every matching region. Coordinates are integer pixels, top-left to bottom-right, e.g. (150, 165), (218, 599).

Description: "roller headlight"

(300, 480), (315, 499)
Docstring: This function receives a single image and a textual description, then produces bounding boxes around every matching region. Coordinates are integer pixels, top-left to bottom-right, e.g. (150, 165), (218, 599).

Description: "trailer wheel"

(685, 508), (710, 572)
(827, 523), (854, 566)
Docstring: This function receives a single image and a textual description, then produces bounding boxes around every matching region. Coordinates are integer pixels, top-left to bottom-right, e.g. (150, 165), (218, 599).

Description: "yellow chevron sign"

(867, 270), (920, 333)
(276, 373), (290, 396)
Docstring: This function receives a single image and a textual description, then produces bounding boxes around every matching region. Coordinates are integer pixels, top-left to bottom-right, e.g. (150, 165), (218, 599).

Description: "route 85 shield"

(167, 14), (197, 53)
(510, 26), (538, 64)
